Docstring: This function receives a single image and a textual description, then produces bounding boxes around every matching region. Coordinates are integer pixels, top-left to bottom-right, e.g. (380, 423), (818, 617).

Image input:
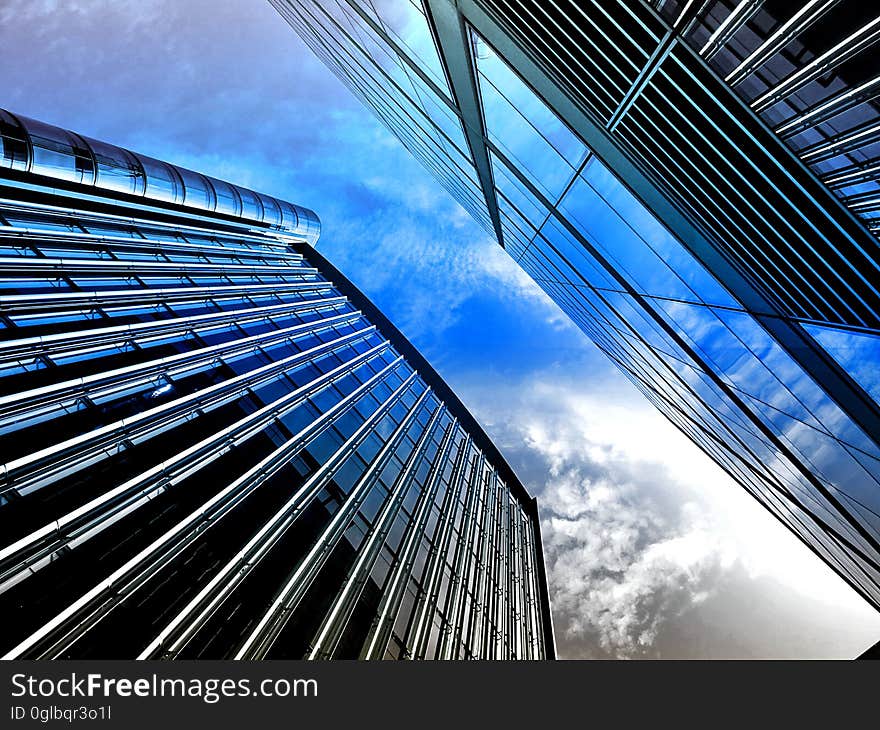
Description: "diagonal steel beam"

(423, 0), (506, 247)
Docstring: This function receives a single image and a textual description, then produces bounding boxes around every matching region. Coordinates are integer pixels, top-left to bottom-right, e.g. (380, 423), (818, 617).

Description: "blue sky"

(3, 0), (879, 657)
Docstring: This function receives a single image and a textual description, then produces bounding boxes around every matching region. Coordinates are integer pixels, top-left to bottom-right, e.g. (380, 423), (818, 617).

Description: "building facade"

(0, 109), (553, 660)
(272, 0), (880, 609)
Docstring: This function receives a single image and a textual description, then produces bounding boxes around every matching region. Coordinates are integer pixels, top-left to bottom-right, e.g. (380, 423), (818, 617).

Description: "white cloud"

(528, 418), (737, 657)
(458, 367), (880, 658)
(320, 194), (562, 344)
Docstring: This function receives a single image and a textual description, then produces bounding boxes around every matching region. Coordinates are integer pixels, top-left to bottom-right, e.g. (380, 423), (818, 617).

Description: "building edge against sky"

(0, 108), (554, 660)
(271, 0), (880, 613)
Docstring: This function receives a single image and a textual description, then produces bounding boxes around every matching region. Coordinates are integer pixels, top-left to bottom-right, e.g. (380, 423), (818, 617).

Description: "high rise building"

(0, 109), (554, 660)
(272, 0), (880, 609)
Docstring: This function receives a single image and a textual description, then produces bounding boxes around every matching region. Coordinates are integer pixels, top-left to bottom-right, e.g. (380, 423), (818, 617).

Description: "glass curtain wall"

(273, 0), (880, 610)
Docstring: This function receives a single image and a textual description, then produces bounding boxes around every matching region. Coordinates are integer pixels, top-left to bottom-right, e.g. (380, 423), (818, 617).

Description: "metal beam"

(751, 15), (880, 113)
(424, 0), (506, 247)
(726, 0), (842, 86)
(775, 73), (880, 139)
(699, 0), (763, 60)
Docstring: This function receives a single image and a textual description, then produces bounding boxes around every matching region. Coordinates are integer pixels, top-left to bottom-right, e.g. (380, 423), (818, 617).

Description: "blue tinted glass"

(134, 153), (184, 204)
(361, 0), (451, 98)
(0, 110), (28, 170)
(803, 323), (880, 404)
(257, 193), (283, 226)
(490, 152), (549, 230)
(236, 186), (264, 220)
(177, 167), (216, 210)
(473, 32), (586, 168)
(18, 116), (94, 184)
(81, 136), (145, 195)
(581, 159), (740, 308)
(559, 162), (740, 307)
(207, 176), (242, 217)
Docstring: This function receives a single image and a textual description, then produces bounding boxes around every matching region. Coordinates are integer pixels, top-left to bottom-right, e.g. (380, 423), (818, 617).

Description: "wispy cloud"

(322, 211), (555, 342)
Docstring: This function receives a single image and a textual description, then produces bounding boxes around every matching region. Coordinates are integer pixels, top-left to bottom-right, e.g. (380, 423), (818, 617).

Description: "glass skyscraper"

(0, 109), (553, 660)
(272, 0), (880, 610)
